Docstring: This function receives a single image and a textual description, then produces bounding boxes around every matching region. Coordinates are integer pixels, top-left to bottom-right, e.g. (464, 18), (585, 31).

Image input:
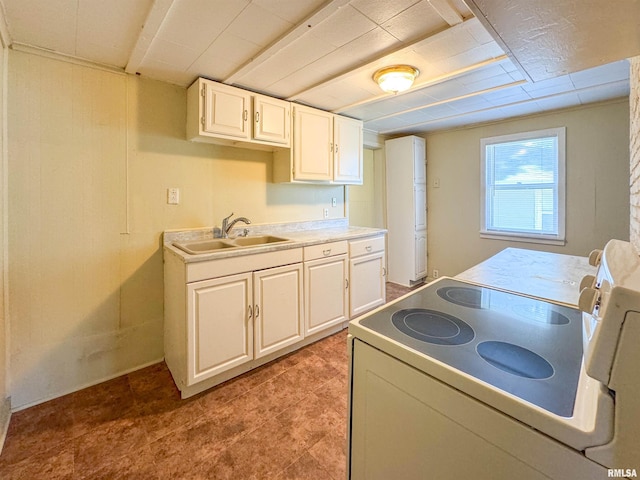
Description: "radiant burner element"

(477, 341), (554, 379)
(391, 308), (475, 345)
(437, 286), (483, 308)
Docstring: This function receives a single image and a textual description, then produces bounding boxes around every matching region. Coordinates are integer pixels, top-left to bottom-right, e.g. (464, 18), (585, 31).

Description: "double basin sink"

(174, 235), (291, 255)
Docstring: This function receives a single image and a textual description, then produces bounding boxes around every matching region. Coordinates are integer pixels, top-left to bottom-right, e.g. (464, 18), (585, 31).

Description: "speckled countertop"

(163, 218), (386, 263)
(456, 247), (595, 307)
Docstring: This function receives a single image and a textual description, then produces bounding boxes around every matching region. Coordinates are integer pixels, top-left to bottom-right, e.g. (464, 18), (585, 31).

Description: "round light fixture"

(373, 65), (420, 94)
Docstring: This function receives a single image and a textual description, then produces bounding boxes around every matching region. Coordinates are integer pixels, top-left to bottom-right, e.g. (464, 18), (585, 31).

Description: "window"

(481, 127), (566, 245)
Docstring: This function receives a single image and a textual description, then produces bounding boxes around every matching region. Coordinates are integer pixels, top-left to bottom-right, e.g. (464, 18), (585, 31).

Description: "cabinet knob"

(588, 249), (603, 267)
(365, 245), (372, 252)
(323, 249), (331, 256)
(579, 274), (597, 291)
(578, 287), (599, 314)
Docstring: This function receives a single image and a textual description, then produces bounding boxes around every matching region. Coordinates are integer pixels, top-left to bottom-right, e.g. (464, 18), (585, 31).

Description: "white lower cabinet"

(349, 235), (386, 318)
(188, 272), (253, 384)
(304, 248), (349, 336)
(254, 263), (304, 358)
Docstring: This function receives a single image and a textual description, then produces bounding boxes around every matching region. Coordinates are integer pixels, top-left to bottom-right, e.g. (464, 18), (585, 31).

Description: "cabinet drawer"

(304, 241), (348, 261)
(349, 236), (385, 258)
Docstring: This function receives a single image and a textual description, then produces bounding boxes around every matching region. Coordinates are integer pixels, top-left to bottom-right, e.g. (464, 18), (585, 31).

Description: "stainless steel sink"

(230, 235), (290, 247)
(173, 235), (291, 254)
(173, 239), (236, 254)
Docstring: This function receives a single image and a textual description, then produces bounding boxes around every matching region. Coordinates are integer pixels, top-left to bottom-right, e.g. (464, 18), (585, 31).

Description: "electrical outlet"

(433, 269), (439, 279)
(332, 197), (337, 207)
(167, 188), (180, 205)
(323, 208), (329, 218)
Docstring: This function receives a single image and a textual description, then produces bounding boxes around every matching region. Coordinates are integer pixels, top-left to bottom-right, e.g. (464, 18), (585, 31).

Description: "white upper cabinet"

(334, 115), (363, 185)
(292, 104), (334, 182)
(187, 78), (290, 150)
(273, 104), (363, 185)
(188, 78), (251, 141)
(252, 94), (290, 146)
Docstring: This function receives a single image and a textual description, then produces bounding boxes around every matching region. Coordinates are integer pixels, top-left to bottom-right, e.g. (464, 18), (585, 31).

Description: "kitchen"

(0, 0), (638, 478)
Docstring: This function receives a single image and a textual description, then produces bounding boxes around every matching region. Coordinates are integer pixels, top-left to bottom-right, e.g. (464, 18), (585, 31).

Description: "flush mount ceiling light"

(373, 65), (420, 94)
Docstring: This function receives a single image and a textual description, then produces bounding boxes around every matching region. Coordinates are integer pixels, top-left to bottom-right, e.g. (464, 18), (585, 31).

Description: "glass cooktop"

(359, 278), (583, 417)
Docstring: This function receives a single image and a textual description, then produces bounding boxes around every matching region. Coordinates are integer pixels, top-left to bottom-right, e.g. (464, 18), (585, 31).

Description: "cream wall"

(630, 56), (640, 252)
(348, 148), (386, 229)
(0, 37), (8, 438)
(7, 50), (344, 408)
(425, 99), (630, 278)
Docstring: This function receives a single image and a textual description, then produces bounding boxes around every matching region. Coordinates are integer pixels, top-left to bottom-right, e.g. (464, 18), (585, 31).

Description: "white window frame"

(480, 127), (566, 246)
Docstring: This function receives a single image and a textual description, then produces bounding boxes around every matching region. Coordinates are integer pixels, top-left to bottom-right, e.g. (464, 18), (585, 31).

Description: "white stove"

(347, 240), (640, 480)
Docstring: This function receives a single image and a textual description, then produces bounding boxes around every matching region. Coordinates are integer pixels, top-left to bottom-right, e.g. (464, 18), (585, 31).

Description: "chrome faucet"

(221, 212), (251, 238)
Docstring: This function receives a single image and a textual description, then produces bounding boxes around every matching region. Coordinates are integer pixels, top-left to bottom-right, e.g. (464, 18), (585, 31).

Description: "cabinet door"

(253, 94), (290, 145)
(415, 230), (427, 280)
(202, 80), (250, 139)
(254, 263), (304, 358)
(349, 252), (386, 318)
(414, 184), (427, 230)
(414, 137), (427, 184)
(187, 273), (253, 385)
(334, 116), (363, 184)
(293, 104), (333, 181)
(304, 254), (348, 335)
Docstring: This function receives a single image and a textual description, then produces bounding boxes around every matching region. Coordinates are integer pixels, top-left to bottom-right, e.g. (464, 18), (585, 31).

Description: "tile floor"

(0, 282), (415, 479)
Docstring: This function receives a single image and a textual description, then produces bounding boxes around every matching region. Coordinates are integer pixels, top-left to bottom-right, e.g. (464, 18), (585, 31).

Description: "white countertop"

(456, 247), (596, 307)
(163, 219), (386, 263)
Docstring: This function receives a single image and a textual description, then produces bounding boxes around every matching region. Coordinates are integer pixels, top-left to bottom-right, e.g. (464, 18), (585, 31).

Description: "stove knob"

(588, 249), (603, 267)
(579, 274), (597, 291)
(578, 287), (599, 313)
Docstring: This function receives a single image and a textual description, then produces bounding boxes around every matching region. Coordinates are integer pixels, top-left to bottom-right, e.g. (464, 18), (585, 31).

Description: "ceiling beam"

(125, 0), (175, 74)
(427, 0), (464, 26)
(368, 79), (526, 123)
(223, 0), (351, 85)
(285, 18), (476, 103)
(379, 79), (628, 134)
(332, 54), (509, 114)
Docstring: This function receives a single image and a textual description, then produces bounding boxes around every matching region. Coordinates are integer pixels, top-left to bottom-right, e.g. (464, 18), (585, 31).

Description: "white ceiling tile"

(577, 81), (630, 104)
(145, 39), (201, 71)
(350, 0), (421, 24)
(382, 1), (448, 42)
(311, 6), (376, 48)
(450, 0), (473, 17)
(139, 61), (198, 86)
(76, 0), (153, 67)
(569, 60), (630, 89)
(226, 4), (293, 47)
(535, 92), (582, 111)
(188, 33), (260, 80)
(3, 0), (77, 54)
(449, 95), (494, 113)
(482, 86), (531, 105)
(252, 0), (327, 24)
(156, 0), (249, 52)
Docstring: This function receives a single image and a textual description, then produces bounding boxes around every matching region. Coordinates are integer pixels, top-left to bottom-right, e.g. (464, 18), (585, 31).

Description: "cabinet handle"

(248, 305), (253, 319)
(382, 267), (387, 276)
(255, 305), (260, 318)
(244, 110), (248, 122)
(323, 249), (331, 256)
(255, 111), (260, 123)
(335, 145), (339, 155)
(330, 142), (334, 153)
(345, 278), (349, 290)
(365, 245), (372, 252)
